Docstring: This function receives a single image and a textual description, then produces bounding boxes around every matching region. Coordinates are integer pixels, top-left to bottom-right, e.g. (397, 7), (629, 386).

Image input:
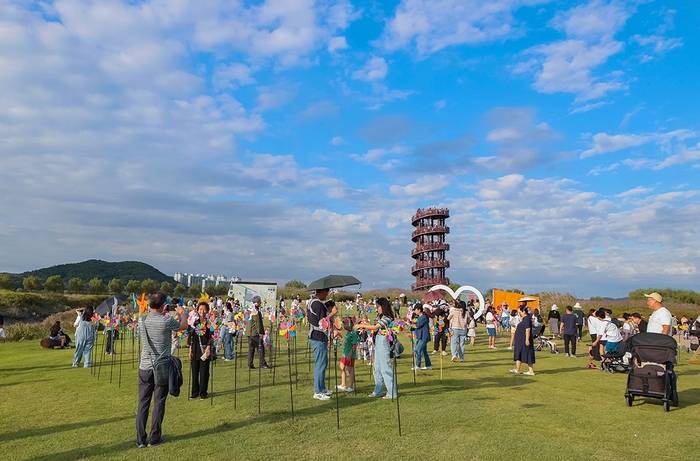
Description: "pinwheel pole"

(393, 346), (402, 436)
(109, 326), (117, 384)
(131, 324), (135, 369)
(293, 319), (299, 389)
(286, 336), (295, 419)
(97, 325), (107, 381)
(333, 339), (340, 429)
(257, 342), (262, 414)
(233, 334), (238, 409)
(118, 325), (124, 388)
(411, 336), (417, 385)
(210, 354), (214, 407)
(91, 328), (99, 377)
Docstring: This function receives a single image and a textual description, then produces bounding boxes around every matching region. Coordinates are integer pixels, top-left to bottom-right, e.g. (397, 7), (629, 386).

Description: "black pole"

(187, 357), (192, 400)
(118, 329), (124, 388)
(234, 337), (238, 409)
(210, 357), (214, 407)
(334, 344), (340, 429)
(131, 328), (135, 369)
(109, 330), (116, 384)
(411, 338), (417, 385)
(258, 344), (262, 414)
(91, 329), (99, 377)
(287, 340), (294, 419)
(393, 352), (402, 436)
(97, 329), (106, 380)
(294, 331), (299, 389)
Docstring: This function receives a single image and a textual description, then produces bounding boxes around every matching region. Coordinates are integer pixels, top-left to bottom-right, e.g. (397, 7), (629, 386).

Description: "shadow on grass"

(0, 415), (132, 443)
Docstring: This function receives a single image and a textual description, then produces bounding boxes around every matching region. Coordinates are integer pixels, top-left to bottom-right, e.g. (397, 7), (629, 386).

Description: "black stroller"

(601, 338), (632, 374)
(624, 333), (678, 412)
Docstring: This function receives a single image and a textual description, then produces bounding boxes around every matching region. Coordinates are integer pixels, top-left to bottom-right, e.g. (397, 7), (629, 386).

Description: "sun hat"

(573, 302), (582, 309)
(644, 292), (663, 303)
(551, 304), (558, 311)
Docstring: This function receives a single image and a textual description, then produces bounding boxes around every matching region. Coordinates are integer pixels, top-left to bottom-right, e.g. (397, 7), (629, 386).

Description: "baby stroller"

(533, 325), (559, 354)
(688, 323), (700, 353)
(601, 338), (632, 374)
(624, 333), (678, 412)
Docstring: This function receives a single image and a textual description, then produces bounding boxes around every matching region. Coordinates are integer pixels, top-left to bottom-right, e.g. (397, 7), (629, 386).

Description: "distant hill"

(12, 260), (174, 285)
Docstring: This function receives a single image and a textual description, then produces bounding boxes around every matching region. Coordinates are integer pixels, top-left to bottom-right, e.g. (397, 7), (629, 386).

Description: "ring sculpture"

(429, 285), (486, 320)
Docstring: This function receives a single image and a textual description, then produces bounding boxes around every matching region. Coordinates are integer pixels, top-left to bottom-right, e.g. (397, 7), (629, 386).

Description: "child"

(0, 313), (5, 342)
(467, 314), (476, 346)
(337, 318), (359, 392)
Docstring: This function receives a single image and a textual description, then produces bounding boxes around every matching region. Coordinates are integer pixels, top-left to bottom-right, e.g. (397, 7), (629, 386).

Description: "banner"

(491, 289), (540, 314)
(227, 281), (278, 309)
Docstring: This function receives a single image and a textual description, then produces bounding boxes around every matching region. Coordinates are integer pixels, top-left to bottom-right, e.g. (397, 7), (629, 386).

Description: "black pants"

(105, 330), (115, 354)
(563, 334), (576, 355)
(576, 325), (583, 338)
(136, 368), (168, 445)
(433, 331), (447, 352)
(190, 359), (210, 398)
(247, 335), (267, 368)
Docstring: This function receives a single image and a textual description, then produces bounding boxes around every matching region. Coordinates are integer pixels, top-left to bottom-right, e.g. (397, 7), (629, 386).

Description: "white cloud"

(516, 0), (630, 102)
(350, 146), (408, 163)
(352, 56), (389, 81)
(213, 63), (256, 90)
(615, 186), (652, 198)
(389, 174), (450, 196)
(330, 136), (346, 145)
(380, 0), (544, 56)
(434, 99), (446, 110)
(328, 36), (349, 53)
(570, 101), (607, 114)
(581, 129), (696, 158)
(632, 34), (683, 58)
(655, 142), (700, 170)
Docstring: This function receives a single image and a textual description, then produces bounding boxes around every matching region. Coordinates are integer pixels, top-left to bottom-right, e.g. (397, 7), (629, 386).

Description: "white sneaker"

(509, 369), (520, 374)
(313, 393), (330, 401)
(335, 385), (346, 391)
(411, 366), (420, 370)
(441, 351), (448, 356)
(507, 347), (513, 350)
(571, 355), (577, 358)
(322, 389), (333, 396)
(343, 387), (354, 393)
(565, 353), (570, 357)
(421, 366), (432, 370)
(431, 350), (437, 355)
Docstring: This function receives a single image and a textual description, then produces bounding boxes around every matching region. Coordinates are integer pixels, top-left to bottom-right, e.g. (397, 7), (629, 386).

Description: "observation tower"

(411, 207), (450, 291)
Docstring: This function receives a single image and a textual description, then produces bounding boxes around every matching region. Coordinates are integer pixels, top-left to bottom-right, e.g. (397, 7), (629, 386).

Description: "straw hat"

(551, 304), (559, 311)
(573, 302), (582, 309)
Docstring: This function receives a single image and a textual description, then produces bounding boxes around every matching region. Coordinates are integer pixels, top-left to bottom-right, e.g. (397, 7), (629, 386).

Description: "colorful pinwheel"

(278, 321), (296, 340)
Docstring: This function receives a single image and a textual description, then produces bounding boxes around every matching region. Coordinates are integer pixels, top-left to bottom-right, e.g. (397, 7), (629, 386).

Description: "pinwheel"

(263, 330), (272, 349)
(195, 324), (207, 336)
(279, 321), (296, 341)
(176, 330), (189, 339)
(334, 317), (342, 330)
(320, 317), (330, 330)
(136, 293), (148, 315)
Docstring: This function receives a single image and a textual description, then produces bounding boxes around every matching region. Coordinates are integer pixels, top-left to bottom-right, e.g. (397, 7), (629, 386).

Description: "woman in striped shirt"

(355, 297), (395, 399)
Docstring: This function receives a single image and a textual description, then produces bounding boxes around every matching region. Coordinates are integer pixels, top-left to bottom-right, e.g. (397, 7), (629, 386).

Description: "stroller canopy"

(629, 332), (677, 364)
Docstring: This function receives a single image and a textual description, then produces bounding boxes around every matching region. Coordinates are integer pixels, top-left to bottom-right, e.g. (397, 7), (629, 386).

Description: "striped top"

(139, 311), (181, 371)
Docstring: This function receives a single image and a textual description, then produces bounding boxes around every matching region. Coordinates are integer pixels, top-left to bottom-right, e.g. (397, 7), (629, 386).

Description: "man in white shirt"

(645, 292), (672, 336)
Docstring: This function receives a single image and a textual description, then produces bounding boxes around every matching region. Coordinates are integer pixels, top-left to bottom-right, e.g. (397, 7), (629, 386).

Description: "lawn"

(1, 328), (699, 461)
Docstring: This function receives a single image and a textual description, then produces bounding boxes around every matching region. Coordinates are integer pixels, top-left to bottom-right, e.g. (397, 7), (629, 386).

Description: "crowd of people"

(37, 287), (695, 449)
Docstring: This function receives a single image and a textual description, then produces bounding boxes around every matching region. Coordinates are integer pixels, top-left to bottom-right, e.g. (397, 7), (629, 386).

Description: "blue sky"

(1, 0), (698, 297)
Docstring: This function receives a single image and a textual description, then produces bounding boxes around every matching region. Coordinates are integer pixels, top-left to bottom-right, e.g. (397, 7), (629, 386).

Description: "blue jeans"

(415, 339), (431, 368)
(72, 340), (93, 367)
(451, 328), (466, 360)
(223, 330), (233, 360)
(373, 335), (395, 398)
(310, 339), (328, 394)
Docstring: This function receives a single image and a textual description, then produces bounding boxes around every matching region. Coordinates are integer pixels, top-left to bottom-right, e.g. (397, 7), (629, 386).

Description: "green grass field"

(1, 329), (699, 461)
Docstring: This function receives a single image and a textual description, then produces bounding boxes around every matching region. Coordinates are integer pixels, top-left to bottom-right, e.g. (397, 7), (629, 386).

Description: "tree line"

(0, 273), (230, 299)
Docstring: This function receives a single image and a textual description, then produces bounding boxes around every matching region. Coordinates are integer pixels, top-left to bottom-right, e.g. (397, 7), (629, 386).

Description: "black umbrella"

(95, 295), (128, 316)
(307, 275), (361, 291)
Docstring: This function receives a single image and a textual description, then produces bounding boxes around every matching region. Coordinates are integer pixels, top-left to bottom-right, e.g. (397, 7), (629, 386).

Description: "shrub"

(4, 323), (46, 342)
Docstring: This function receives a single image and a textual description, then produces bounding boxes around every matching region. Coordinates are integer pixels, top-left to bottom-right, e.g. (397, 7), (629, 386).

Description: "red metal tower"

(411, 207), (450, 291)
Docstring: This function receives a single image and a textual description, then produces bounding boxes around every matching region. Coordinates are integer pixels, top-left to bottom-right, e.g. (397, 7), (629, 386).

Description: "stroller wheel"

(663, 400), (670, 412)
(625, 394), (634, 407)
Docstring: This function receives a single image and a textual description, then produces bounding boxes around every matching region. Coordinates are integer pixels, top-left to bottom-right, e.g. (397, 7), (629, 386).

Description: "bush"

(285, 279), (307, 289)
(4, 323), (46, 342)
(44, 275), (65, 293)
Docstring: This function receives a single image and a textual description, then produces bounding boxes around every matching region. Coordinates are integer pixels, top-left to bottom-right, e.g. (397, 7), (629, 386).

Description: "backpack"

(167, 355), (183, 397)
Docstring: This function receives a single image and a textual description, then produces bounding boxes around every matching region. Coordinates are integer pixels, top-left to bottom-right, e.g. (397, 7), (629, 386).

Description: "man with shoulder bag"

(136, 291), (187, 448)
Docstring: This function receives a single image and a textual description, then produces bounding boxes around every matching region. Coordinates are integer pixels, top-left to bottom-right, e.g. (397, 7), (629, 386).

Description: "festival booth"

(491, 289), (540, 314)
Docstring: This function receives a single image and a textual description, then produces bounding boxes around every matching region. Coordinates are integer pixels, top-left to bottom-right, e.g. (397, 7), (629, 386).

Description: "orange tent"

(491, 289), (540, 314)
